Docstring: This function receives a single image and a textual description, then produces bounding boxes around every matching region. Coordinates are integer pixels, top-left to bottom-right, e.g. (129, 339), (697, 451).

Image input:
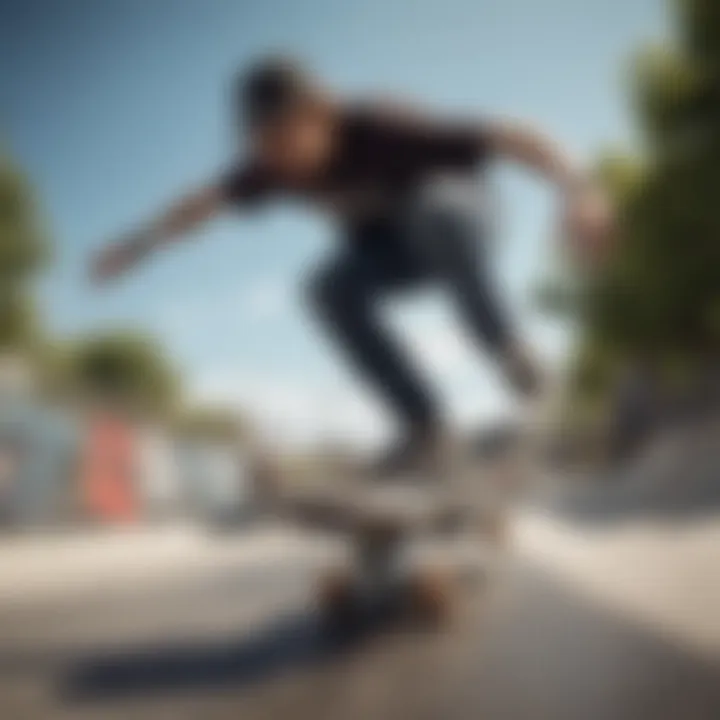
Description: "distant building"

(177, 439), (252, 527)
(135, 424), (182, 520)
(0, 358), (79, 529)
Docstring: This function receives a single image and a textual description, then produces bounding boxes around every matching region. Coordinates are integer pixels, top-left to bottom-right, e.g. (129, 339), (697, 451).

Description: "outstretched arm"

(90, 183), (226, 284)
(483, 119), (592, 190)
(485, 121), (567, 182)
(365, 102), (612, 261)
(483, 119), (614, 262)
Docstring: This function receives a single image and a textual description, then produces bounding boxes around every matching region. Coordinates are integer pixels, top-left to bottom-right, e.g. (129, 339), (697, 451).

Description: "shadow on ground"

(59, 605), (421, 705)
(61, 612), (341, 702)
(49, 562), (720, 720)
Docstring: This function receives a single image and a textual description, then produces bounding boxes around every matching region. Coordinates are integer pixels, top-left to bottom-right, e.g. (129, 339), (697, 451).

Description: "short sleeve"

(219, 163), (273, 208)
(358, 102), (493, 171)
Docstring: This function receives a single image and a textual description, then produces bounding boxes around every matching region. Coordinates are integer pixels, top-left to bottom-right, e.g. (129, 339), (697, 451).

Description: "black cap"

(237, 55), (313, 129)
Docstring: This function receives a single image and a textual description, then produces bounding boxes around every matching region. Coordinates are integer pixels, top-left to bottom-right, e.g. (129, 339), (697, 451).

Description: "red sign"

(80, 414), (138, 523)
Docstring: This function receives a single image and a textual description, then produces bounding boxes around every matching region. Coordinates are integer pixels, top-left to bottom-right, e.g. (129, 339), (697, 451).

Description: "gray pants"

(307, 186), (513, 432)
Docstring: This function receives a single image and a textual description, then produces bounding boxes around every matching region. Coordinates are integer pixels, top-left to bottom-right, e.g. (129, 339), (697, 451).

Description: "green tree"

(553, 0), (720, 406)
(0, 151), (49, 349)
(172, 406), (247, 443)
(68, 330), (179, 416)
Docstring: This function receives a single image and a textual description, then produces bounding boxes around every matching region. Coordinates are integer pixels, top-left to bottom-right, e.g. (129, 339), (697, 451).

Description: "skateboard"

(319, 484), (512, 634)
(255, 441), (519, 634)
(266, 479), (510, 634)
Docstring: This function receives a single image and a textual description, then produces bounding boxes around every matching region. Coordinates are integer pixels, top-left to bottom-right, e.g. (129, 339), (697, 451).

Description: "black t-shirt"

(220, 103), (492, 226)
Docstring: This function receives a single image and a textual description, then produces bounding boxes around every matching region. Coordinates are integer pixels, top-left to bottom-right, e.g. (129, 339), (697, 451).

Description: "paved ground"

(1, 492), (718, 720)
(2, 430), (720, 720)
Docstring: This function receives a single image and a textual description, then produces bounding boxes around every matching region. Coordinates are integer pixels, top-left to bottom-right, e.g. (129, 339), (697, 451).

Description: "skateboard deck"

(267, 481), (509, 633)
(256, 439), (528, 633)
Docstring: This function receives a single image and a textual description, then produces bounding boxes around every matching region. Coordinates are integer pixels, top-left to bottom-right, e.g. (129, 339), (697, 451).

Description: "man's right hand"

(561, 182), (615, 269)
(89, 232), (153, 285)
(88, 184), (226, 286)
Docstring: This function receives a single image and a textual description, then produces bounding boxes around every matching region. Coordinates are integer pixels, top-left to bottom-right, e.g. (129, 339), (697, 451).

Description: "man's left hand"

(561, 183), (615, 268)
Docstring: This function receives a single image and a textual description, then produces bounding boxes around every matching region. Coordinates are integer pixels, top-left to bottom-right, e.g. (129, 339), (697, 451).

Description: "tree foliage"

(0, 291), (41, 350)
(0, 152), (49, 350)
(172, 406), (247, 443)
(556, 0), (720, 401)
(68, 331), (179, 415)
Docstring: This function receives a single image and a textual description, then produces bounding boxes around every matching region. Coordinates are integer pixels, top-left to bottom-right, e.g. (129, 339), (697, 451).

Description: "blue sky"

(1, 0), (665, 445)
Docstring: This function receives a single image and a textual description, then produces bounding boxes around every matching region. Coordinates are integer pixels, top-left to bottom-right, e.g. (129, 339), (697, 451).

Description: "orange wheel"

(318, 567), (353, 609)
(405, 565), (455, 627)
(317, 567), (358, 630)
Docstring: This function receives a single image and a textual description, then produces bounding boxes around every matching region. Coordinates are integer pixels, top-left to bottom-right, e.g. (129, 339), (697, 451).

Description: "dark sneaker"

(500, 343), (544, 399)
(367, 427), (458, 483)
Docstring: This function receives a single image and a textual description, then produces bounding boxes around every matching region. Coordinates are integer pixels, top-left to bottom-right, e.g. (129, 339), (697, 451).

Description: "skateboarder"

(91, 56), (612, 479)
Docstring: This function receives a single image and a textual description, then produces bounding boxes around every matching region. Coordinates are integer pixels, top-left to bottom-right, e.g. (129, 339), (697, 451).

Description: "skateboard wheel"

(317, 568), (359, 631)
(405, 566), (454, 626)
